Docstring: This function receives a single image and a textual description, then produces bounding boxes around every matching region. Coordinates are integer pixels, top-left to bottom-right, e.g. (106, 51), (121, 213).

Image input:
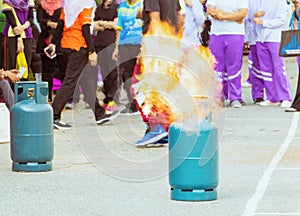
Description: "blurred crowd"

(0, 0), (300, 147)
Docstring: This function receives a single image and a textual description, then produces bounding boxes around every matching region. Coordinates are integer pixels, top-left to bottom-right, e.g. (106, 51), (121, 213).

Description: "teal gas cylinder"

(169, 119), (218, 201)
(10, 82), (53, 172)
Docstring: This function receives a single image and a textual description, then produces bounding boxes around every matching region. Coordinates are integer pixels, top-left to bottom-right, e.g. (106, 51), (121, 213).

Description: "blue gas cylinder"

(10, 81), (53, 172)
(169, 119), (218, 201)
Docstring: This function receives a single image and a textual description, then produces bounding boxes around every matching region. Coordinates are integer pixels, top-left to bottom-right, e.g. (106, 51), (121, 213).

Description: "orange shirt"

(60, 7), (93, 51)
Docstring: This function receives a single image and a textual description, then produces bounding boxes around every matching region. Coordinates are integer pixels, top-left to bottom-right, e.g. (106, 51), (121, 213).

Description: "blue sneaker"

(154, 136), (168, 144)
(144, 136), (169, 147)
(135, 125), (168, 147)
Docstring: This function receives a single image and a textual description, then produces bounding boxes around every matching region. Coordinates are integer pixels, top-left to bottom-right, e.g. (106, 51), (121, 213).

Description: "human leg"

(98, 45), (119, 106)
(289, 56), (300, 111)
(23, 38), (33, 75)
(119, 45), (140, 113)
(41, 55), (56, 101)
(79, 62), (105, 118)
(223, 35), (244, 104)
(267, 42), (291, 102)
(256, 42), (278, 103)
(250, 45), (264, 102)
(4, 37), (17, 70)
(52, 50), (88, 121)
(209, 35), (228, 102)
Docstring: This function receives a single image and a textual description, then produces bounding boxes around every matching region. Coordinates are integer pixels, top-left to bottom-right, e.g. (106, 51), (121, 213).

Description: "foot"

(53, 119), (72, 130)
(285, 107), (300, 112)
(280, 100), (292, 108)
(121, 107), (139, 116)
(96, 108), (122, 125)
(65, 102), (76, 110)
(258, 100), (280, 107)
(104, 101), (120, 111)
(153, 136), (168, 144)
(230, 100), (242, 108)
(135, 125), (168, 147)
(254, 98), (264, 104)
(85, 102), (90, 109)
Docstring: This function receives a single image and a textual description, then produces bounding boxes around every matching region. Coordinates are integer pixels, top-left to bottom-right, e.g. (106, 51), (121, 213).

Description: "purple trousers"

(249, 45), (264, 100)
(256, 42), (291, 102)
(210, 34), (244, 102)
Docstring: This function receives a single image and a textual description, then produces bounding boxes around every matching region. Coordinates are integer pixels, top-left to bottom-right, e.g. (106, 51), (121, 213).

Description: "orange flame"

(132, 20), (221, 130)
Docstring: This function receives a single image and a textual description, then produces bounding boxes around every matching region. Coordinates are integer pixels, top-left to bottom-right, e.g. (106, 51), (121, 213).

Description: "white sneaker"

(97, 81), (104, 88)
(231, 100), (242, 108)
(285, 107), (300, 112)
(259, 100), (280, 107)
(65, 102), (75, 110)
(53, 119), (72, 130)
(281, 100), (292, 108)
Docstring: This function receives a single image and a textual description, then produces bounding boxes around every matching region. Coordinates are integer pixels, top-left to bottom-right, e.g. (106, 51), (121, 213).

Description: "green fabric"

(0, 13), (6, 33)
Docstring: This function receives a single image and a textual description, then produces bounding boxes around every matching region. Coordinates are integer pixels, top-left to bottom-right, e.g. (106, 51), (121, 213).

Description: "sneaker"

(97, 81), (104, 88)
(230, 100), (242, 108)
(242, 81), (252, 88)
(254, 98), (264, 104)
(135, 125), (168, 147)
(53, 119), (72, 130)
(104, 101), (120, 111)
(154, 136), (168, 144)
(85, 102), (90, 109)
(281, 100), (292, 108)
(221, 99), (229, 107)
(121, 107), (139, 116)
(240, 100), (247, 106)
(259, 100), (280, 107)
(285, 107), (300, 112)
(96, 109), (121, 125)
(65, 102), (75, 110)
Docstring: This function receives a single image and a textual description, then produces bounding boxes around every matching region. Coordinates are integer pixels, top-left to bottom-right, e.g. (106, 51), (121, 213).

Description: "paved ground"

(0, 57), (300, 216)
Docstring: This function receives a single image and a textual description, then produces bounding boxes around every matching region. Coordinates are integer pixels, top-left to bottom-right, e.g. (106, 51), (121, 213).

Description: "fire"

(132, 21), (222, 131)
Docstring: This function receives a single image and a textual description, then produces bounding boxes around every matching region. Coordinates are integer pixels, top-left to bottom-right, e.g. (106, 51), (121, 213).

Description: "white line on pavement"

(242, 113), (300, 216)
(275, 168), (300, 170)
(255, 213), (300, 215)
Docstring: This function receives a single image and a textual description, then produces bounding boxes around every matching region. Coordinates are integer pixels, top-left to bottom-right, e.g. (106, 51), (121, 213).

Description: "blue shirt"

(116, 0), (143, 45)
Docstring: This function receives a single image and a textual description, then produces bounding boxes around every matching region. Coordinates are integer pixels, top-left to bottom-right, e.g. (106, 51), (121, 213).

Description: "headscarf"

(63, 0), (96, 28)
(40, 0), (62, 16)
(2, 0), (31, 11)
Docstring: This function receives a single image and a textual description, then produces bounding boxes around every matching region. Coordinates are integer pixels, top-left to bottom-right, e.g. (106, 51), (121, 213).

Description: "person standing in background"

(111, 0), (143, 115)
(254, 0), (292, 108)
(93, 0), (120, 111)
(206, 0), (248, 108)
(47, 0), (120, 129)
(36, 0), (66, 102)
(2, 0), (34, 79)
(244, 0), (264, 104)
(133, 0), (182, 147)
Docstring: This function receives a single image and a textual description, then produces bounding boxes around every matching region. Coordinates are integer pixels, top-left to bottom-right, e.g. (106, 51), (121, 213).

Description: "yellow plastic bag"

(16, 51), (28, 79)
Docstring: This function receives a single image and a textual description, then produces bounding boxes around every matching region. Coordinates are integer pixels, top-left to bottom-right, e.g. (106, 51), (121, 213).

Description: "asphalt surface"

(0, 57), (299, 216)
